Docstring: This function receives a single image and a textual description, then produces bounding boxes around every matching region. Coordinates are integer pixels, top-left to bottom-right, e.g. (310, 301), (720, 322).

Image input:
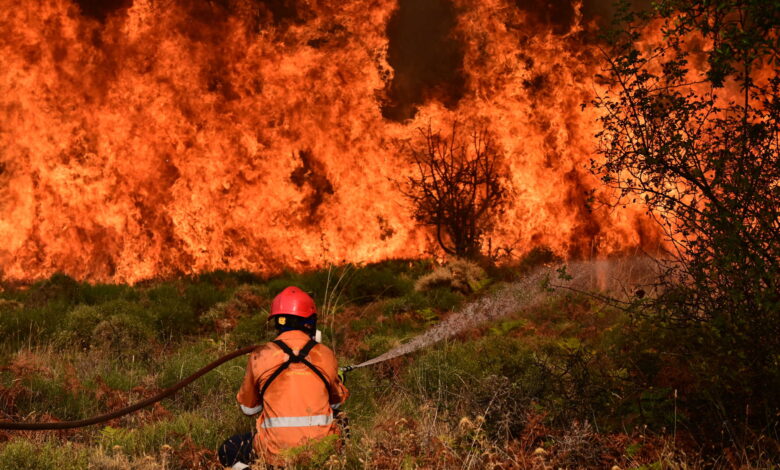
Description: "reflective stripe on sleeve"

(232, 463), (250, 470)
(260, 414), (333, 429)
(240, 404), (263, 416)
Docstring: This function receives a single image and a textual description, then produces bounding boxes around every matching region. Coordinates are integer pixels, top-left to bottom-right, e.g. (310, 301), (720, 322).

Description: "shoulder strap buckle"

(272, 339), (318, 363)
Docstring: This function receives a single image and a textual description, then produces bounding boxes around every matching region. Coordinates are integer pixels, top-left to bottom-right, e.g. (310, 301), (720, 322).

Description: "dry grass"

(414, 258), (487, 294)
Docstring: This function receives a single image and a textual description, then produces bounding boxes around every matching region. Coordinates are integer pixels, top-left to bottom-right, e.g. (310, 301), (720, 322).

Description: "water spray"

(339, 258), (658, 373)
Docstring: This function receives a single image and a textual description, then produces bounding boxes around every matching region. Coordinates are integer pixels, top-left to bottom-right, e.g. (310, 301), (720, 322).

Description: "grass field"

(0, 257), (776, 469)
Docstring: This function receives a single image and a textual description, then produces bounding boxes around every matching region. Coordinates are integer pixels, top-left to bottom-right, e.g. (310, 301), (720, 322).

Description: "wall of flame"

(0, 0), (659, 283)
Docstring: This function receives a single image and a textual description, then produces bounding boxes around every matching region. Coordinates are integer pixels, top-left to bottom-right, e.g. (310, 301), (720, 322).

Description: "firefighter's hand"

(338, 368), (346, 384)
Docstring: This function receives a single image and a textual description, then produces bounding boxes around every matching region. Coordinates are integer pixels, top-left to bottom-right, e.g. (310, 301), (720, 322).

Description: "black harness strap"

(258, 339), (331, 405)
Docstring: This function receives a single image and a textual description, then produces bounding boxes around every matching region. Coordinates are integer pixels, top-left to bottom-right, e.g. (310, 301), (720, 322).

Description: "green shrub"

(228, 311), (271, 348)
(0, 439), (88, 470)
(0, 304), (36, 346)
(79, 283), (138, 305)
(59, 304), (103, 349)
(58, 300), (156, 352)
(201, 284), (268, 332)
(362, 334), (401, 359)
(184, 281), (230, 316)
(407, 337), (546, 405)
(23, 273), (83, 307)
(424, 287), (462, 312)
(0, 303), (69, 348)
(145, 284), (198, 337)
(344, 264), (414, 304)
(98, 364), (150, 391)
(0, 277), (145, 348)
(92, 314), (156, 358)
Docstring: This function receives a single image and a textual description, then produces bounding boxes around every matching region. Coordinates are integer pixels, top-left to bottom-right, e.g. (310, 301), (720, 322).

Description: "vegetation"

(593, 0), (780, 445)
(1, 256), (776, 468)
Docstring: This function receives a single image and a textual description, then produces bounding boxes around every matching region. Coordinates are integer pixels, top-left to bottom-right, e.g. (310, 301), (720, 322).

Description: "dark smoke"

(515, 0), (577, 34)
(380, 0), (650, 122)
(290, 150), (335, 224)
(382, 0), (466, 122)
(73, 0), (132, 21)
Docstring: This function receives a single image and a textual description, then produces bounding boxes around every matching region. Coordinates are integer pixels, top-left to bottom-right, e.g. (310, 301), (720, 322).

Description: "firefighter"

(218, 286), (349, 469)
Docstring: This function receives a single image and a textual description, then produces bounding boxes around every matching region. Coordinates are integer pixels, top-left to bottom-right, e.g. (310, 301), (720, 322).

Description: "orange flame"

(0, 0), (660, 283)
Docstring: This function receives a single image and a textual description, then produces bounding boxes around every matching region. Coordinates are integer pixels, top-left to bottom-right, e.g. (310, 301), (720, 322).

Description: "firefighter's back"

(247, 330), (341, 461)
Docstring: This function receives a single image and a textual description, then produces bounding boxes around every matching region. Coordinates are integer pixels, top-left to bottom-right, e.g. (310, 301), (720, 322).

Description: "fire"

(0, 0), (660, 283)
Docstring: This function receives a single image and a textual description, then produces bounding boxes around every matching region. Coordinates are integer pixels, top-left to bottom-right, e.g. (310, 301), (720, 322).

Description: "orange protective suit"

(236, 329), (349, 466)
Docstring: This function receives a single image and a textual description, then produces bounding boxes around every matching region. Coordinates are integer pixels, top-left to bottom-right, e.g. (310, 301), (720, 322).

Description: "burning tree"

(401, 122), (508, 259)
(593, 0), (780, 436)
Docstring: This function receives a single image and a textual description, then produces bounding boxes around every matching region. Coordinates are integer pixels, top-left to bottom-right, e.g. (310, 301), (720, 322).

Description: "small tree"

(401, 122), (508, 258)
(593, 0), (780, 436)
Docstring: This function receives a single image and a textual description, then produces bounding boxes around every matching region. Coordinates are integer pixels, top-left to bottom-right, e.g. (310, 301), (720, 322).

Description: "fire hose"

(0, 345), (369, 431)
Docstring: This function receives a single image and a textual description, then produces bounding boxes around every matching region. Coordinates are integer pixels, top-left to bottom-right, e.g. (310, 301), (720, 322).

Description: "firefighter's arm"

(236, 354), (262, 416)
(330, 372), (349, 409)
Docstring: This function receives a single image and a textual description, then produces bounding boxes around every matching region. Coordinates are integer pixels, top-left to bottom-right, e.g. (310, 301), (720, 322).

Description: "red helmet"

(269, 286), (317, 318)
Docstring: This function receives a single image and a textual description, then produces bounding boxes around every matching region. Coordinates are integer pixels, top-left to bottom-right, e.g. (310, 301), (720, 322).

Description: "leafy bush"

(0, 301), (43, 347)
(58, 300), (156, 353)
(344, 264), (414, 304)
(201, 284), (267, 333)
(145, 283), (198, 337)
(22, 273), (83, 307)
(594, 0), (780, 441)
(92, 314), (156, 358)
(60, 304), (103, 349)
(79, 283), (138, 305)
(0, 306), (70, 349)
(280, 433), (340, 467)
(228, 311), (271, 348)
(183, 281), (230, 316)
